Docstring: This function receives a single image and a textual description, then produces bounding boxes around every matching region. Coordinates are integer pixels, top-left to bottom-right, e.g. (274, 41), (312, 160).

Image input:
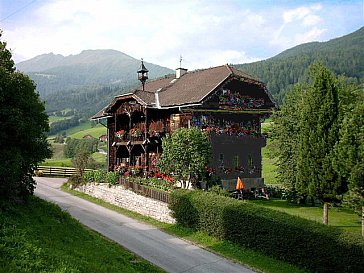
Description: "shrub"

(208, 185), (229, 197)
(83, 170), (119, 186)
(67, 174), (83, 188)
(105, 172), (119, 185)
(83, 171), (95, 183)
(93, 170), (107, 183)
(141, 177), (174, 192)
(169, 190), (364, 273)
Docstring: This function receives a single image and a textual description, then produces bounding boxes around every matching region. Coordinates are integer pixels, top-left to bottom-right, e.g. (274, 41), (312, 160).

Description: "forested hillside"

(45, 84), (137, 121)
(16, 50), (173, 134)
(17, 49), (173, 97)
(16, 27), (363, 127)
(234, 27), (364, 104)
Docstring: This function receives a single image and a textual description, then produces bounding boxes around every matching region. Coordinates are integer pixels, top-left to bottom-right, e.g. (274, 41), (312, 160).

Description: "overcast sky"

(1, 0), (363, 70)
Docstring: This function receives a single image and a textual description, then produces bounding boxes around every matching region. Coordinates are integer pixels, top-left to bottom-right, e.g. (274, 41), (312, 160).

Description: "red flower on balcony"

(115, 130), (125, 139)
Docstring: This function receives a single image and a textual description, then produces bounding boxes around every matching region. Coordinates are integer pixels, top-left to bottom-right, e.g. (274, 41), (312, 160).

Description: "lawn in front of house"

(251, 199), (361, 234)
(262, 144), (279, 185)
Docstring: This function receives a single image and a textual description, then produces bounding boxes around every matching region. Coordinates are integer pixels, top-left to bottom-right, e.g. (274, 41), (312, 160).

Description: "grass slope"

(0, 197), (165, 273)
(69, 124), (106, 139)
(44, 128), (107, 167)
(47, 121), (105, 140)
(42, 143), (72, 167)
(48, 115), (73, 124)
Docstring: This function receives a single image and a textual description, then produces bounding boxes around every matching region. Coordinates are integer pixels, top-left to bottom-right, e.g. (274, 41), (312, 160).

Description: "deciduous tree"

(158, 128), (211, 189)
(0, 31), (51, 202)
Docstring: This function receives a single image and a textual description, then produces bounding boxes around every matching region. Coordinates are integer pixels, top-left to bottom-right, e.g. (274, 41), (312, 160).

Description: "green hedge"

(169, 190), (364, 273)
(83, 170), (119, 185)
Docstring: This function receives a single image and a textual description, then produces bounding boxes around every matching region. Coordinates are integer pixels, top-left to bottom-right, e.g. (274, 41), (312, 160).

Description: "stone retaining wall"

(76, 183), (175, 224)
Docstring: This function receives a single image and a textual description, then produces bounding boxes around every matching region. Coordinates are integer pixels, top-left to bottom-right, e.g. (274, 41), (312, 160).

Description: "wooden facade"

(92, 64), (276, 189)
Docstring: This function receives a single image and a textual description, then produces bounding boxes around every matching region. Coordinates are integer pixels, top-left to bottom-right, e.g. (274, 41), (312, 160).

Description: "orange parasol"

(236, 177), (245, 190)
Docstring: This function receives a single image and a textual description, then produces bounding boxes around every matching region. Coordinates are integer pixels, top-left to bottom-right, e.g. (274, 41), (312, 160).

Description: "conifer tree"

(296, 63), (344, 224)
(333, 103), (364, 236)
(270, 85), (304, 197)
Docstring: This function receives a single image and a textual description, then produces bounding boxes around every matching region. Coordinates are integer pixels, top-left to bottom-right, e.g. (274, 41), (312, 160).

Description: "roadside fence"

(119, 177), (171, 203)
(35, 166), (93, 177)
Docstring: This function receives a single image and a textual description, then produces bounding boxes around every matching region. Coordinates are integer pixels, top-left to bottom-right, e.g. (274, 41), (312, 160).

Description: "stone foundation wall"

(76, 183), (175, 224)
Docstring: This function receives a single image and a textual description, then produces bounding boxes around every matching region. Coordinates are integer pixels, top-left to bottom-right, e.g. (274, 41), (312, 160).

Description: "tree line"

(270, 63), (363, 234)
(49, 116), (83, 135)
(64, 138), (99, 158)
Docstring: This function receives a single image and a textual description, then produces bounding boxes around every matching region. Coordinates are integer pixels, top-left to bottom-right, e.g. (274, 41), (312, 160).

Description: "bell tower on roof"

(137, 58), (149, 91)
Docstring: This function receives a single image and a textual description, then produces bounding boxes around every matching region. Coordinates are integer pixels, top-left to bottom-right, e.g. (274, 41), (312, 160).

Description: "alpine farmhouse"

(92, 63), (276, 190)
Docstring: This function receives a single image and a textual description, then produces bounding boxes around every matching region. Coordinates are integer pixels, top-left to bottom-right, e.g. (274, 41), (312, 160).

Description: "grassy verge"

(62, 185), (308, 273)
(0, 196), (165, 273)
(251, 199), (361, 234)
(262, 145), (279, 185)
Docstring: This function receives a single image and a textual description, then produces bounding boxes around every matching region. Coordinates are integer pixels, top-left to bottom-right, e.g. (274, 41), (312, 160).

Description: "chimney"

(176, 67), (188, 79)
(155, 88), (161, 109)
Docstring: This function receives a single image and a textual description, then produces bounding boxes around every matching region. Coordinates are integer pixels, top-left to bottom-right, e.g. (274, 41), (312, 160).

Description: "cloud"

(270, 3), (326, 50)
(283, 6), (312, 23)
(283, 3), (323, 23)
(294, 27), (327, 44)
(303, 14), (322, 26)
(2, 0), (361, 69)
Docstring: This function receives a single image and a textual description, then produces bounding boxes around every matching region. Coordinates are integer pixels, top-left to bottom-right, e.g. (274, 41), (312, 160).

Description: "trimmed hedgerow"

(169, 190), (364, 273)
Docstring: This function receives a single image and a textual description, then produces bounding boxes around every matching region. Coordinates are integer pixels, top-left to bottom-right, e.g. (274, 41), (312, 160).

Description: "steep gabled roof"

(158, 65), (231, 107)
(136, 64), (265, 107)
(91, 64), (273, 120)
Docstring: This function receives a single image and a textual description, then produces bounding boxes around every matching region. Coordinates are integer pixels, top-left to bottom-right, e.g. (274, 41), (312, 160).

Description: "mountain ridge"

(17, 49), (148, 72)
(16, 27), (363, 119)
(234, 26), (364, 103)
(16, 49), (174, 97)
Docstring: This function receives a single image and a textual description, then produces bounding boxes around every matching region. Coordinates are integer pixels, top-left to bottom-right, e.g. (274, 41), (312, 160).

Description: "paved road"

(34, 177), (256, 273)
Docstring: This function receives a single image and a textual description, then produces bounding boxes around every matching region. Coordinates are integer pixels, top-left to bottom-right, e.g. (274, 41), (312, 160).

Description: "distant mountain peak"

(15, 49), (173, 98)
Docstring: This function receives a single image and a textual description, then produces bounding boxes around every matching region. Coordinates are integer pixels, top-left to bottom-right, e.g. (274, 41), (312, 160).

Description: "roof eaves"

(230, 66), (260, 82)
(156, 102), (203, 109)
(115, 92), (135, 98)
(197, 72), (231, 105)
(90, 106), (112, 120)
(132, 94), (148, 106)
(225, 63), (234, 74)
(229, 67), (278, 108)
